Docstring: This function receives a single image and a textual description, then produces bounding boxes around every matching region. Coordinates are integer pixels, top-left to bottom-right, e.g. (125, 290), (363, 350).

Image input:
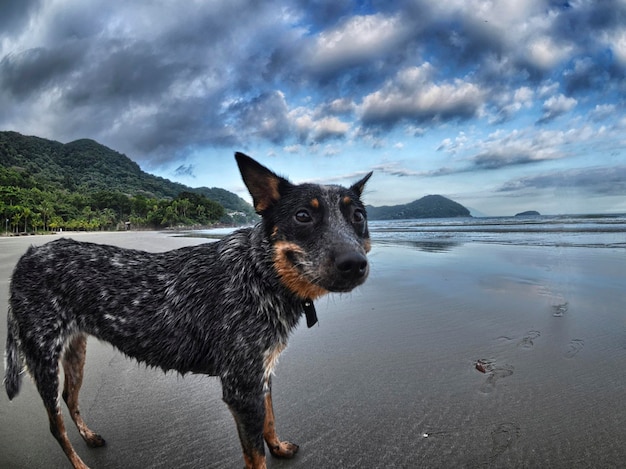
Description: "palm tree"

(40, 201), (54, 232)
(22, 207), (32, 233)
(11, 207), (23, 234)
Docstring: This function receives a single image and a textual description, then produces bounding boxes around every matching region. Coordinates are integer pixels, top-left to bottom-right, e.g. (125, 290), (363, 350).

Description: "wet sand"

(1, 232), (625, 468)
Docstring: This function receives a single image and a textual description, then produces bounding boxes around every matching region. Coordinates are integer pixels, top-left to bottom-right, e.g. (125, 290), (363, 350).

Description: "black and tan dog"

(4, 153), (372, 469)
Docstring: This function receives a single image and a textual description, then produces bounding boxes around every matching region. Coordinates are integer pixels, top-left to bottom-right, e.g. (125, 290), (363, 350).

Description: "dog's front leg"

(224, 388), (267, 469)
(263, 382), (299, 458)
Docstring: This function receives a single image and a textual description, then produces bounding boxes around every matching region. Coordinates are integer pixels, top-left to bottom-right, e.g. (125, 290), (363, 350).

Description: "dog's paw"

(268, 440), (299, 458)
(85, 433), (106, 448)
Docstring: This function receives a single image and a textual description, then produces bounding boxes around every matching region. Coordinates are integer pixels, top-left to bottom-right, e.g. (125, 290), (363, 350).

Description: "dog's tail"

(4, 306), (24, 400)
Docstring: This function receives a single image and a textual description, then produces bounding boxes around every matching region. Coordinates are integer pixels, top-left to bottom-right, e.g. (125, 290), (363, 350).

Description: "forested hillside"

(0, 131), (256, 233)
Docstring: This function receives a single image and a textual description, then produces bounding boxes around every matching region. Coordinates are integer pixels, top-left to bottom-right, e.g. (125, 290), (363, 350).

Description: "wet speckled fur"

(4, 153), (372, 469)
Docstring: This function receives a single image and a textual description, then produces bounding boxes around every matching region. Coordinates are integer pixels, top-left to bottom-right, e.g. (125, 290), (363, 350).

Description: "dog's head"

(236, 152), (372, 301)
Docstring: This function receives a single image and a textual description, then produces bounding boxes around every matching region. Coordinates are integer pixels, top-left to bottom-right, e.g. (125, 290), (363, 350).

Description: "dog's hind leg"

(62, 334), (106, 448)
(30, 352), (90, 469)
(263, 381), (298, 459)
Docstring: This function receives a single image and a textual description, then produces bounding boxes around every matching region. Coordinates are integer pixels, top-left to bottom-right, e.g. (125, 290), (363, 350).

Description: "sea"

(194, 213), (626, 251)
(368, 214), (626, 252)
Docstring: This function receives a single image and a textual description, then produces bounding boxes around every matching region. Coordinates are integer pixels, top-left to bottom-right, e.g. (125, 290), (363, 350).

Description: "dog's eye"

(353, 209), (365, 223)
(295, 210), (312, 223)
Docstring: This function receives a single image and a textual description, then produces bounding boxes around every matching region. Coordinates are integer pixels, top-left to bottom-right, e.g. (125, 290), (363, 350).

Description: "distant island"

(367, 195), (471, 220)
(515, 210), (541, 217)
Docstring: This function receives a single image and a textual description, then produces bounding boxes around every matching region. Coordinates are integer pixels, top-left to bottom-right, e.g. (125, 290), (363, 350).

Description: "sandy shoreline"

(1, 231), (625, 468)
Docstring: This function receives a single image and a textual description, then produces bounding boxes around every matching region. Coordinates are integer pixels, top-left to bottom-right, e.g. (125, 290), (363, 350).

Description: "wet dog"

(4, 153), (372, 469)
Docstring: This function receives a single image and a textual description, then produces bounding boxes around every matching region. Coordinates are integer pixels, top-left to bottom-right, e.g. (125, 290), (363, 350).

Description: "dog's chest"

(262, 342), (286, 391)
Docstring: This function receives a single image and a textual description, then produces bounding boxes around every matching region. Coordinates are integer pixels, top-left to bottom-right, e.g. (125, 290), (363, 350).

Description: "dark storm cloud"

(0, 45), (85, 97)
(294, 0), (355, 29)
(0, 0), (42, 35)
(62, 41), (179, 105)
(226, 91), (291, 145)
(0, 0), (624, 167)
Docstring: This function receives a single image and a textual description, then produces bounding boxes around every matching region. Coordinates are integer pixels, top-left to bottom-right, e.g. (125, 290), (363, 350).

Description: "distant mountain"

(367, 195), (471, 220)
(0, 131), (255, 218)
(515, 210), (541, 217)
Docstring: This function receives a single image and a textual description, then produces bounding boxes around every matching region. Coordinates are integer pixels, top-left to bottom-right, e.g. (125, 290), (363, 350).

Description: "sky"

(1, 0), (625, 216)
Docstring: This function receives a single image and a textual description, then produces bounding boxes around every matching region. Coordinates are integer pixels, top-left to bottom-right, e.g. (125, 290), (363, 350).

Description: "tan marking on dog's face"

(342, 195), (352, 205)
(273, 241), (327, 300)
(363, 238), (372, 253)
(310, 198), (320, 209)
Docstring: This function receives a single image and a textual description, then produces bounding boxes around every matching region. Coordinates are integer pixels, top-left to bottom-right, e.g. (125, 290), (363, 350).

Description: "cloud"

(0, 45), (85, 98)
(227, 91), (291, 144)
(524, 36), (574, 72)
(426, 124), (603, 176)
(498, 165), (626, 196)
(590, 104), (616, 122)
(0, 0), (625, 175)
(322, 98), (356, 115)
(174, 164), (195, 178)
(370, 162), (423, 177)
(468, 125), (594, 170)
(307, 12), (409, 76)
(358, 63), (485, 128)
(290, 108), (351, 143)
(537, 94), (578, 124)
(283, 144), (301, 154)
(472, 152), (553, 170)
(0, 0), (41, 36)
(489, 86), (535, 124)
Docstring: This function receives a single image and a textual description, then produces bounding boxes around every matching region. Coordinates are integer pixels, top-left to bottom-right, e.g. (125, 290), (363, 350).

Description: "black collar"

(302, 299), (318, 328)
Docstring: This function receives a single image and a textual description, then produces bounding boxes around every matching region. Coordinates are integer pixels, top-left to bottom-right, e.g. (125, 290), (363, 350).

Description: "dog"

(4, 152), (372, 469)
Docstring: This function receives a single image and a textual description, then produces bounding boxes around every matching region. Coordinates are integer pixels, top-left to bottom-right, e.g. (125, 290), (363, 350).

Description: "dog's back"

(7, 230), (302, 379)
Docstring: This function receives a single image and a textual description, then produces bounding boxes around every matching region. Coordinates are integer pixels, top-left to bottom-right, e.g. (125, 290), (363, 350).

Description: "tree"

(21, 206), (31, 233)
(40, 200), (54, 231)
(99, 208), (117, 230)
(10, 206), (23, 233)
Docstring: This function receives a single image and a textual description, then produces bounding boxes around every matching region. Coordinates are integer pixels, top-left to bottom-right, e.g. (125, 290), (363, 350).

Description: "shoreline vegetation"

(0, 131), (258, 235)
(0, 221), (245, 237)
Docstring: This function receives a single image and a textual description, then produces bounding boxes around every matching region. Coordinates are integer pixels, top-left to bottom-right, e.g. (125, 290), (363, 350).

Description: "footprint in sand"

(552, 302), (569, 317)
(565, 339), (584, 359)
(479, 363), (514, 394)
(518, 330), (540, 350)
(490, 422), (520, 457)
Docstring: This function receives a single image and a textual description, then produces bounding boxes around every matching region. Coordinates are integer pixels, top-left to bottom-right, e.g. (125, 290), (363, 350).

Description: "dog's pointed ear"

(350, 171), (373, 197)
(235, 152), (292, 213)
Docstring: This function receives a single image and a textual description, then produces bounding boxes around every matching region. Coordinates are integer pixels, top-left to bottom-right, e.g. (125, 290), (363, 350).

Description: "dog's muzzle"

(326, 250), (369, 292)
(334, 251), (368, 280)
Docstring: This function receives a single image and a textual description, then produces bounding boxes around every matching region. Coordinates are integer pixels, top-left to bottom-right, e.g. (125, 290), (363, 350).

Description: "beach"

(1, 230), (625, 468)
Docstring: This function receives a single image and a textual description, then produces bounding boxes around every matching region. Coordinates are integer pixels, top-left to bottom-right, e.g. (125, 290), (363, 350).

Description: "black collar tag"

(303, 300), (318, 328)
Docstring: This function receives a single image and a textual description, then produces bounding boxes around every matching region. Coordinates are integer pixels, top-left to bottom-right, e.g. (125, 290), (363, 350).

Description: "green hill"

(0, 131), (253, 212)
(0, 131), (256, 232)
(367, 195), (471, 220)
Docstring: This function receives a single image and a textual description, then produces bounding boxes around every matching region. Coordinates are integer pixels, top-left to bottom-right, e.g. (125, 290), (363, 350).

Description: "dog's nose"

(334, 252), (368, 279)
